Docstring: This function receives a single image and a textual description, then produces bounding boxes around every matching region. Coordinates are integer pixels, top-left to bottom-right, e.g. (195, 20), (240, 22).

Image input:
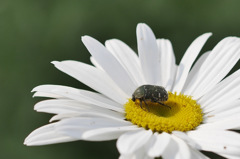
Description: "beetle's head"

(132, 95), (136, 102)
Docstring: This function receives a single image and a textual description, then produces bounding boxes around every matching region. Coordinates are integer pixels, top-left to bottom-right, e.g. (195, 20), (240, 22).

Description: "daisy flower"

(24, 23), (240, 159)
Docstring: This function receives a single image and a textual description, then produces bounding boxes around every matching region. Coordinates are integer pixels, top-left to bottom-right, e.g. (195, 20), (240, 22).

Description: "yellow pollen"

(125, 92), (203, 133)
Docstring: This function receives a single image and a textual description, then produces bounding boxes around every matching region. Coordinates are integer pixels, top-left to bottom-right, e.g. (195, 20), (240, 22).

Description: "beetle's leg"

(143, 99), (147, 106)
(139, 99), (143, 109)
(143, 99), (150, 111)
(142, 88), (149, 111)
(157, 102), (171, 109)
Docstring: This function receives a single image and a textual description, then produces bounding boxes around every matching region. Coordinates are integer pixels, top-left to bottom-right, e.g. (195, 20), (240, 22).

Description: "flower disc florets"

(125, 92), (203, 133)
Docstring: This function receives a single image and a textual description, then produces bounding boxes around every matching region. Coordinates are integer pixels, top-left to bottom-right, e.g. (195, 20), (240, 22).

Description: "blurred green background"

(1, 0), (240, 158)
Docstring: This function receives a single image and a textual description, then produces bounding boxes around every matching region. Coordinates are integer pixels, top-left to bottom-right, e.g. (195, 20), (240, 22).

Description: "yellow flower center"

(125, 92), (203, 133)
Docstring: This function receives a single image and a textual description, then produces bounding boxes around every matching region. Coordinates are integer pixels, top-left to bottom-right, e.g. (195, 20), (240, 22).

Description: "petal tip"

(81, 35), (93, 42)
(51, 61), (59, 65)
(81, 35), (88, 40)
(137, 23), (148, 28)
(23, 137), (31, 146)
(205, 32), (213, 37)
(31, 86), (39, 92)
(23, 140), (28, 145)
(198, 32), (212, 40)
(137, 23), (150, 32)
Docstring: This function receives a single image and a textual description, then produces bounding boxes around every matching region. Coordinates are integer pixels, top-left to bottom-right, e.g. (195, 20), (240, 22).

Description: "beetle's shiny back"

(132, 85), (168, 102)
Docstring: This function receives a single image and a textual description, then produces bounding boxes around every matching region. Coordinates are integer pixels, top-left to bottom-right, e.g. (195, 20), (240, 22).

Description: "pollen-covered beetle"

(132, 85), (170, 110)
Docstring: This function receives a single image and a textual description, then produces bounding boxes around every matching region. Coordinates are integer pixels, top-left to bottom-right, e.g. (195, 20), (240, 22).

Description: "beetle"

(132, 85), (170, 110)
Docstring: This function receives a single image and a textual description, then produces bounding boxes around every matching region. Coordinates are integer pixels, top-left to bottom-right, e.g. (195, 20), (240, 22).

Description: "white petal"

(82, 36), (137, 96)
(172, 131), (200, 149)
(34, 99), (103, 114)
(147, 132), (171, 158)
(190, 149), (210, 159)
(205, 100), (240, 116)
(199, 69), (240, 111)
(161, 135), (179, 159)
(156, 39), (177, 91)
(50, 113), (81, 122)
(49, 110), (125, 122)
(79, 126), (139, 141)
(90, 56), (104, 71)
(35, 99), (87, 114)
(172, 33), (212, 93)
(105, 39), (145, 85)
(119, 147), (153, 159)
(184, 37), (240, 99)
(198, 114), (240, 130)
(33, 92), (65, 98)
(52, 61), (128, 104)
(137, 23), (159, 84)
(167, 65), (177, 92)
(117, 129), (152, 155)
(119, 133), (160, 159)
(56, 117), (137, 141)
(160, 134), (208, 159)
(203, 100), (240, 123)
(171, 135), (192, 159)
(172, 133), (209, 159)
(33, 85), (124, 112)
(187, 130), (240, 156)
(119, 154), (138, 159)
(24, 123), (76, 146)
(182, 51), (210, 93)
